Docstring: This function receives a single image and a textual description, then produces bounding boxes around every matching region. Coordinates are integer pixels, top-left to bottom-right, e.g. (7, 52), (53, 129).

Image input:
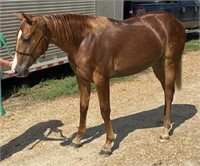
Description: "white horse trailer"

(0, 0), (124, 79)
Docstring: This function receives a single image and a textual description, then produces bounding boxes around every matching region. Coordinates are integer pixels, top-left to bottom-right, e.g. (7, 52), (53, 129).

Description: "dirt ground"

(0, 51), (200, 166)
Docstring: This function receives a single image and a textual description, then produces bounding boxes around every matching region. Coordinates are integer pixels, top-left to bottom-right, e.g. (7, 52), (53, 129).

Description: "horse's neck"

(44, 14), (92, 55)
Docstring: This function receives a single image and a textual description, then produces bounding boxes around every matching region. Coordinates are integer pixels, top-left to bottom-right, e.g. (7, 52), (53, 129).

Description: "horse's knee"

(79, 104), (89, 121)
(80, 103), (89, 112)
(100, 108), (110, 119)
(101, 111), (106, 120)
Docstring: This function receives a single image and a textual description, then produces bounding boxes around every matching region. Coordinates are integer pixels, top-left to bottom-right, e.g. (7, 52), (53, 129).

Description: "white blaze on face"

(17, 29), (22, 40)
(11, 53), (18, 72)
(12, 29), (22, 72)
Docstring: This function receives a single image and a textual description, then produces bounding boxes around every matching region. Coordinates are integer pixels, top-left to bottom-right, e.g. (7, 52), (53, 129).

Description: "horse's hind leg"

(160, 56), (177, 142)
(152, 58), (165, 125)
(152, 58), (165, 90)
(152, 57), (176, 142)
(72, 77), (91, 147)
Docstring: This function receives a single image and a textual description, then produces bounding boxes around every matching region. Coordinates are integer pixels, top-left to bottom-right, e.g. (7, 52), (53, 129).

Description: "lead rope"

(0, 33), (12, 56)
(0, 33), (10, 116)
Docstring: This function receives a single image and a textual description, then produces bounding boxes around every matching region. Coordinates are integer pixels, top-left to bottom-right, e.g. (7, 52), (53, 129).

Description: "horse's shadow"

(60, 104), (197, 152)
(0, 104), (197, 160)
(0, 120), (66, 161)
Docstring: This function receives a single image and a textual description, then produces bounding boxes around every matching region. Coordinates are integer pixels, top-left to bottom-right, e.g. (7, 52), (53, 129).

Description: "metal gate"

(0, 0), (95, 79)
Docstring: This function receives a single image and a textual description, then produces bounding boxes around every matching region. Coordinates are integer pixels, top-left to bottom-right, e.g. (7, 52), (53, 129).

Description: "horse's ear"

(13, 12), (33, 25)
(13, 12), (24, 20)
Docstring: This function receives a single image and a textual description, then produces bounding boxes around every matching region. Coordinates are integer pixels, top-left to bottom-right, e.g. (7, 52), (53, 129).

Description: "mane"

(42, 13), (95, 42)
(35, 13), (118, 54)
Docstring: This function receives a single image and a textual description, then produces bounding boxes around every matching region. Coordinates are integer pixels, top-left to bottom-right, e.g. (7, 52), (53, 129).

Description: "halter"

(15, 18), (48, 62)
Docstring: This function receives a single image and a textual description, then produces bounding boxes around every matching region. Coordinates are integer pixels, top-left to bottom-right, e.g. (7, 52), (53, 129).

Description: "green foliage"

(32, 77), (79, 100)
(184, 39), (200, 52)
(16, 76), (79, 100)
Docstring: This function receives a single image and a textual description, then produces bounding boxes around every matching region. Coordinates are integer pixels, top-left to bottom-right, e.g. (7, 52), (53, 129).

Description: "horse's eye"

(23, 37), (29, 43)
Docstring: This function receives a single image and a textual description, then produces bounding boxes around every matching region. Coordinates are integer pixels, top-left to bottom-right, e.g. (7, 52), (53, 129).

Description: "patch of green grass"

(184, 39), (200, 52)
(16, 84), (32, 95)
(33, 77), (79, 100)
(16, 76), (79, 100)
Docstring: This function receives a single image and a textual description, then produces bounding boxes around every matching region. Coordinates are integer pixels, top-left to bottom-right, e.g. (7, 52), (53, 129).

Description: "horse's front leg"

(71, 76), (91, 147)
(95, 77), (115, 156)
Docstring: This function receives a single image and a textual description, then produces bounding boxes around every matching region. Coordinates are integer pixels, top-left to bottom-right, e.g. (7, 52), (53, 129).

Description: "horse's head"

(12, 12), (49, 77)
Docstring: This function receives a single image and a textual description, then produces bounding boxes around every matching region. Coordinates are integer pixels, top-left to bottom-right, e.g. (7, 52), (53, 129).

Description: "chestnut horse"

(12, 11), (185, 155)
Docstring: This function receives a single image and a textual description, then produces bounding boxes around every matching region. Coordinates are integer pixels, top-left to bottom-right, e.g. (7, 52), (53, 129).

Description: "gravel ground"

(0, 51), (200, 166)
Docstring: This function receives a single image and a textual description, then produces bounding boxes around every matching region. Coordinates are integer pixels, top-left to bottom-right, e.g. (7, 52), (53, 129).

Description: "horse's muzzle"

(13, 68), (29, 78)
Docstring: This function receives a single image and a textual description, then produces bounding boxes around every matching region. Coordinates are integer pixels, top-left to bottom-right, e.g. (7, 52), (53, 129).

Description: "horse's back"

(105, 11), (186, 77)
(125, 11), (183, 28)
(124, 11), (185, 40)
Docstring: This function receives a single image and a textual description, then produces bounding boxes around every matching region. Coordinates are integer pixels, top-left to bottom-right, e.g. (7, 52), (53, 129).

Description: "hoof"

(99, 149), (112, 157)
(159, 123), (174, 143)
(159, 135), (170, 143)
(70, 142), (82, 148)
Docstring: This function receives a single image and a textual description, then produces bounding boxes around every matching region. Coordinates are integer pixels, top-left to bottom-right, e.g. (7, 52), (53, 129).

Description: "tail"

(175, 58), (182, 90)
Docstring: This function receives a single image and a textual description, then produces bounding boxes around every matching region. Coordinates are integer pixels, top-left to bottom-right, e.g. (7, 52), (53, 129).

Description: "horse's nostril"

(13, 69), (18, 74)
